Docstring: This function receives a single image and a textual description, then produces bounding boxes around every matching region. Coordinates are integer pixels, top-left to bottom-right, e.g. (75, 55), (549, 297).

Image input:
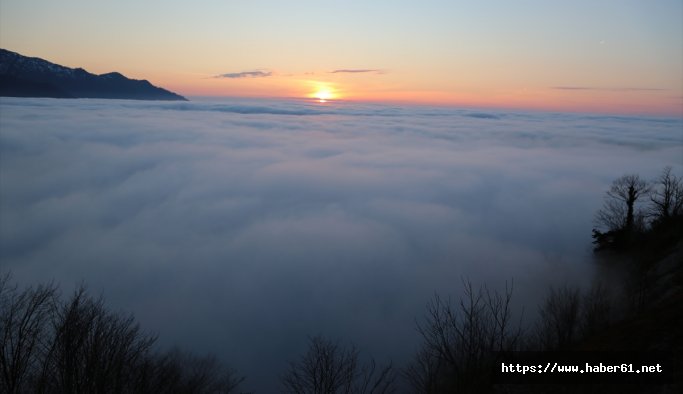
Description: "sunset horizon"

(4, 44), (680, 117)
(2, 1), (681, 117)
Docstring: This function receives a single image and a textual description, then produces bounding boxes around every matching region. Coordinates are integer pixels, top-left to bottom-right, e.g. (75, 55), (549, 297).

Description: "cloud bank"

(1, 97), (681, 391)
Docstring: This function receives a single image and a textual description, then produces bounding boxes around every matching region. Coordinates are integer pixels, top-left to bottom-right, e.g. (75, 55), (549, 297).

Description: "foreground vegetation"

(2, 167), (681, 393)
(0, 278), (244, 394)
(592, 166), (682, 252)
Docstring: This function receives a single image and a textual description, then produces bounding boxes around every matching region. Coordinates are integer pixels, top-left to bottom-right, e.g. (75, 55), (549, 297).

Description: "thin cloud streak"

(215, 70), (272, 79)
(330, 69), (385, 74)
(552, 86), (667, 92)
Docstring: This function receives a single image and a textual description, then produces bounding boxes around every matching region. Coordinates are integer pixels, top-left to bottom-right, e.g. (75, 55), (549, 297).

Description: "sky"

(1, 97), (681, 391)
(1, 0), (682, 115)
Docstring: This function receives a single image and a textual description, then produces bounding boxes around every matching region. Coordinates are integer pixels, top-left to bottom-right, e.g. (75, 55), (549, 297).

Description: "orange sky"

(1, 0), (682, 116)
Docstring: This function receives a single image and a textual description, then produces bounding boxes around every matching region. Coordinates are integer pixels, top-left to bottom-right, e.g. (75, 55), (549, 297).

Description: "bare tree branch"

(595, 174), (650, 232)
(282, 336), (395, 394)
(407, 279), (522, 393)
(649, 166), (683, 222)
(0, 273), (57, 394)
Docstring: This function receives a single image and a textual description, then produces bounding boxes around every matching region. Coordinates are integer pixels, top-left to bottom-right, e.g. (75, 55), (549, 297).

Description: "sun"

(310, 84), (338, 103)
(315, 89), (333, 102)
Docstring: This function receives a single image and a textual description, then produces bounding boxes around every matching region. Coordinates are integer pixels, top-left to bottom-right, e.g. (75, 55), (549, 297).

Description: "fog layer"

(1, 97), (681, 391)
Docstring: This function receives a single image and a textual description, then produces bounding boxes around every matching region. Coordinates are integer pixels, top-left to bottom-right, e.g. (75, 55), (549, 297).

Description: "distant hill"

(0, 49), (187, 101)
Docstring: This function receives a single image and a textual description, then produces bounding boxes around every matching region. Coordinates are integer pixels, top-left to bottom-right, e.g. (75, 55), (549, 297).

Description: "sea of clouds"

(1, 97), (681, 391)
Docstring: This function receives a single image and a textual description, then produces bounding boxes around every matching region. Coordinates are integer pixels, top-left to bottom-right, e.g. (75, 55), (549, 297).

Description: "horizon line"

(175, 94), (683, 119)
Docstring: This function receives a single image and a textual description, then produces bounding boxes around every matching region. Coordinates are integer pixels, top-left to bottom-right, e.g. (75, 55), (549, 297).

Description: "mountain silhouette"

(0, 49), (187, 101)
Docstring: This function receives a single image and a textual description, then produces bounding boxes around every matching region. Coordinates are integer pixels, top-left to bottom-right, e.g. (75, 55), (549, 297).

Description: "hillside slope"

(0, 49), (186, 101)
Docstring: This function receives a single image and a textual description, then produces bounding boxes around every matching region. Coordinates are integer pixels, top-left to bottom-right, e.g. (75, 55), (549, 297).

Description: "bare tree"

(579, 282), (614, 339)
(282, 336), (356, 394)
(534, 285), (580, 350)
(1, 276), (245, 393)
(355, 358), (395, 394)
(281, 336), (395, 394)
(41, 285), (157, 393)
(0, 273), (58, 394)
(595, 174), (650, 233)
(649, 166), (683, 223)
(402, 348), (443, 394)
(135, 348), (245, 394)
(406, 280), (522, 393)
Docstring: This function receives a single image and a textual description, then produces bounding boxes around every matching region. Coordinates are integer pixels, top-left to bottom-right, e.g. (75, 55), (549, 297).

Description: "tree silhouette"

(0, 275), (244, 393)
(405, 280), (521, 393)
(534, 285), (580, 350)
(281, 336), (395, 394)
(135, 348), (245, 394)
(0, 273), (57, 394)
(579, 282), (613, 339)
(595, 174), (650, 233)
(42, 285), (157, 393)
(649, 166), (683, 223)
(593, 174), (651, 250)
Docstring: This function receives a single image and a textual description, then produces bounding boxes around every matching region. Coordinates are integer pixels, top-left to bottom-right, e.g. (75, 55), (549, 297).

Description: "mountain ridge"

(0, 49), (187, 101)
